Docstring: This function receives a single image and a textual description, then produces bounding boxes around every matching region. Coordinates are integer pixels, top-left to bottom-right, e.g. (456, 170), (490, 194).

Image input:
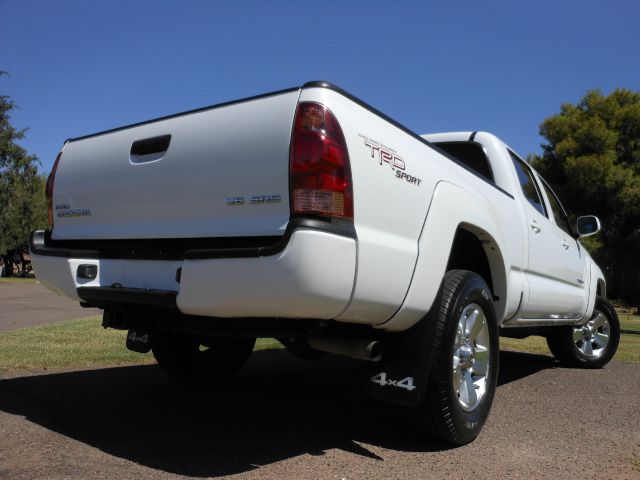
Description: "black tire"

(411, 269), (499, 445)
(546, 297), (620, 369)
(152, 332), (256, 380)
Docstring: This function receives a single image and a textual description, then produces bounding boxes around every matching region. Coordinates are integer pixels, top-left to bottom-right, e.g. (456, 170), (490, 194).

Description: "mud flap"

(126, 329), (154, 353)
(366, 313), (437, 406)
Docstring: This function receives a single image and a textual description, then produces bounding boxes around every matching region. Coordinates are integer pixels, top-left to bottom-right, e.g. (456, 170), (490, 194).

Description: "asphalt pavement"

(0, 280), (638, 479)
(0, 350), (638, 479)
(0, 280), (100, 332)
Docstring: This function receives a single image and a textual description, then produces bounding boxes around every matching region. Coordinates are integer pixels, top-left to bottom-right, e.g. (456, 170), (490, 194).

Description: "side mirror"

(576, 215), (601, 237)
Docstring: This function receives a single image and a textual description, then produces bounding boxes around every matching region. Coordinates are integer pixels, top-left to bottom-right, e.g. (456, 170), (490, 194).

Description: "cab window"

(433, 141), (494, 182)
(540, 177), (572, 235)
(509, 151), (546, 217)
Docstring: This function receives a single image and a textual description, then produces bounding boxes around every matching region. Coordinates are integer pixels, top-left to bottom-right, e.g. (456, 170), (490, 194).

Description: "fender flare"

(380, 181), (511, 332)
(368, 181), (512, 405)
(583, 262), (606, 321)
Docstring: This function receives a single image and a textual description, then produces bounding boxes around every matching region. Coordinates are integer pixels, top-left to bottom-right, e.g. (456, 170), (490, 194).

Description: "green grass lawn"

(0, 316), (281, 375)
(0, 277), (37, 284)
(500, 335), (640, 363)
(0, 313), (638, 375)
(619, 311), (640, 332)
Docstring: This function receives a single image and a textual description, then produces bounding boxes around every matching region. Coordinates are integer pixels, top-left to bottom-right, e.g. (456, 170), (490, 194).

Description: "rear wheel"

(152, 332), (256, 380)
(546, 297), (620, 368)
(411, 270), (499, 445)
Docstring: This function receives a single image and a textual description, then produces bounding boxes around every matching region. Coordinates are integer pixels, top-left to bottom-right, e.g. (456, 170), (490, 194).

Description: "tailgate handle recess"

(130, 134), (171, 158)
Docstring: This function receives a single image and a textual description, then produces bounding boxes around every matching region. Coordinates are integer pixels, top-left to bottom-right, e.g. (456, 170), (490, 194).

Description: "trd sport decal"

(359, 134), (422, 186)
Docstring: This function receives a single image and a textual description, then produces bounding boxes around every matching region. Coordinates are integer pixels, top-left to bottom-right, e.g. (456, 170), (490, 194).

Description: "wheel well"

(446, 227), (494, 296)
(597, 279), (606, 299)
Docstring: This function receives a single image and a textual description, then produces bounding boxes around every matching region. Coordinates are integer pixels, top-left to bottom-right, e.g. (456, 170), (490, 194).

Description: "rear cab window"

(433, 141), (494, 182)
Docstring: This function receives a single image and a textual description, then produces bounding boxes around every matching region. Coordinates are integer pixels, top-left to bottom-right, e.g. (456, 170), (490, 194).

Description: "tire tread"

(411, 269), (498, 445)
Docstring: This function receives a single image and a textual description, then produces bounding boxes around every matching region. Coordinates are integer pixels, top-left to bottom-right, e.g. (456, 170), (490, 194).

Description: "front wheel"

(546, 297), (620, 368)
(411, 269), (499, 445)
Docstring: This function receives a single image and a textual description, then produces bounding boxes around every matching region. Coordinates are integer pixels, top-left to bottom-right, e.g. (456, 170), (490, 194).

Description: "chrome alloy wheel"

(573, 309), (610, 358)
(452, 303), (490, 412)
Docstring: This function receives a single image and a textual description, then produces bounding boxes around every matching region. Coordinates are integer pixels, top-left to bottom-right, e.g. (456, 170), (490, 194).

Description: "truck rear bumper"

(30, 222), (357, 320)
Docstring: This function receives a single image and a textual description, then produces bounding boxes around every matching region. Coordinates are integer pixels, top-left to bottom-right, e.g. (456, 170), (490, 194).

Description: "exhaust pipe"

(307, 337), (383, 362)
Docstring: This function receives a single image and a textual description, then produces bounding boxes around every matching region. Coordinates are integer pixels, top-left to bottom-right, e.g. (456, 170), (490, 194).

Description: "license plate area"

(80, 259), (183, 292)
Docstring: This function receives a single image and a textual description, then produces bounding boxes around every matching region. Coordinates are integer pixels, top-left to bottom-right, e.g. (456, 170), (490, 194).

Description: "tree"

(0, 72), (47, 266)
(531, 88), (640, 306)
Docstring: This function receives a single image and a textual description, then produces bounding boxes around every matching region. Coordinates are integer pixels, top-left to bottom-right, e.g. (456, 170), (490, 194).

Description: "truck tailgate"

(52, 89), (300, 240)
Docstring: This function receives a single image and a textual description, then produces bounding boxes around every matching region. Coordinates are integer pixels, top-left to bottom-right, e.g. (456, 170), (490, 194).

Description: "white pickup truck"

(31, 81), (620, 445)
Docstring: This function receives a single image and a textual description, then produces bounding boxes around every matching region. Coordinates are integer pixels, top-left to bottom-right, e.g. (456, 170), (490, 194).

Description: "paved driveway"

(0, 280), (100, 332)
(0, 351), (639, 479)
(0, 280), (638, 479)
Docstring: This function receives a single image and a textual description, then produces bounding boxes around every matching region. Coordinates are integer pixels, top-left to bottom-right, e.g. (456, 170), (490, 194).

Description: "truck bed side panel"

(299, 88), (438, 324)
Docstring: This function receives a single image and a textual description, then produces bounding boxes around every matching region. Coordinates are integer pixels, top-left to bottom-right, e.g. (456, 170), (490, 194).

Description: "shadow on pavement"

(0, 349), (556, 478)
(497, 349), (558, 386)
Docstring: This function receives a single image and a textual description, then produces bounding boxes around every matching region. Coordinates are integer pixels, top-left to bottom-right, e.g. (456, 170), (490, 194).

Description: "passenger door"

(536, 175), (588, 316)
(509, 152), (585, 319)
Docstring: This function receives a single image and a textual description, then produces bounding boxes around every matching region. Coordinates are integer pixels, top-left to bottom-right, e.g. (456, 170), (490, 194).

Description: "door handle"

(130, 134), (171, 164)
(561, 239), (570, 250)
(131, 134), (171, 156)
(530, 223), (542, 234)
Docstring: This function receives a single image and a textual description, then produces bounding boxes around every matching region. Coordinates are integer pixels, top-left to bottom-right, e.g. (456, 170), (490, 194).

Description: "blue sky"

(2, 0), (639, 172)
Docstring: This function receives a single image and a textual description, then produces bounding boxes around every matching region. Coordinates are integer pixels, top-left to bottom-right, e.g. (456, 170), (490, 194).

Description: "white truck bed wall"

(298, 88), (527, 330)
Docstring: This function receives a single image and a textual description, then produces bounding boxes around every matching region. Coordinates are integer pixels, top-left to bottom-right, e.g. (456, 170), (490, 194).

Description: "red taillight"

(46, 152), (62, 229)
(290, 102), (353, 219)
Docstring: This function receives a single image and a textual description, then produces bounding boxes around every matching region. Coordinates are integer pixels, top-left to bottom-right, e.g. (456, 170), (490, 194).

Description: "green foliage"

(531, 88), (640, 306)
(0, 72), (47, 254)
